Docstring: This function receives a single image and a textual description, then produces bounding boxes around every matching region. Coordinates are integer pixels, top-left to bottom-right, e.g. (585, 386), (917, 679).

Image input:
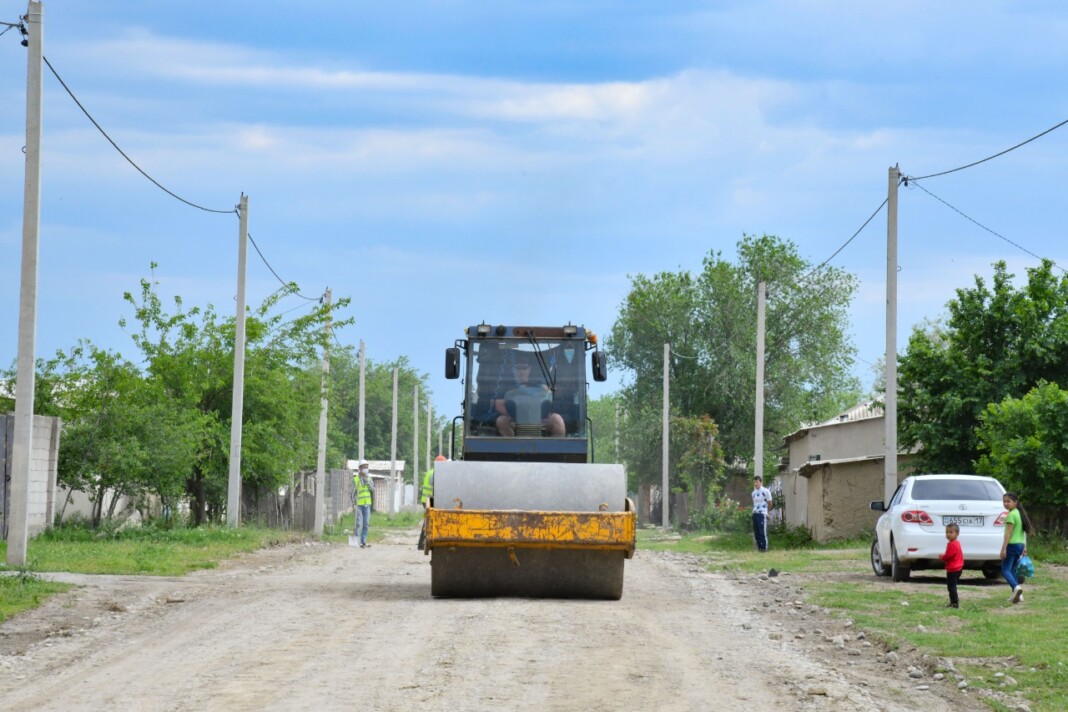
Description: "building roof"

(784, 400), (883, 445)
(345, 459), (407, 474)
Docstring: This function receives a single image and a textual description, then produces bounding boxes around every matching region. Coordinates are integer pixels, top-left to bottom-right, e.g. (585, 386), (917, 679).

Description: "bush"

(692, 498), (751, 533)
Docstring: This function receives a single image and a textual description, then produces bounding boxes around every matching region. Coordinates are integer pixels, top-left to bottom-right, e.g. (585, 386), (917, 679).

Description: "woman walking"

(1000, 492), (1033, 604)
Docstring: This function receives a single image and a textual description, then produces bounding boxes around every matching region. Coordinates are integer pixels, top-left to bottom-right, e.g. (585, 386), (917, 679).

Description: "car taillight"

(994, 511), (1007, 526)
(900, 510), (934, 526)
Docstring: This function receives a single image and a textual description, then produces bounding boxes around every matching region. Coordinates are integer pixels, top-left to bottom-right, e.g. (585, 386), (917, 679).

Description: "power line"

(910, 117), (1068, 181)
(42, 52), (322, 302)
(247, 232), (319, 301)
(42, 55), (236, 215)
(789, 198), (888, 290)
(905, 180), (1065, 274)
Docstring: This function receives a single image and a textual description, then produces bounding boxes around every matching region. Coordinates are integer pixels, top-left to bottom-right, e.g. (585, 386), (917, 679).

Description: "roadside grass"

(0, 524), (303, 577)
(0, 569), (72, 623)
(324, 510), (422, 543)
(654, 525), (1068, 712)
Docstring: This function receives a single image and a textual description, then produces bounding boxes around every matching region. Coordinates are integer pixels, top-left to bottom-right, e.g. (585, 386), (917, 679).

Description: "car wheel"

(891, 540), (911, 582)
(871, 539), (890, 577)
(982, 565), (1000, 580)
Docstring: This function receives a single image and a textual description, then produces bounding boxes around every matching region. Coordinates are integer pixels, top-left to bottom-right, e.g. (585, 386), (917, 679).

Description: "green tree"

(328, 349), (444, 484)
(41, 342), (203, 525)
(975, 381), (1068, 511)
(899, 259), (1068, 474)
(609, 234), (860, 486)
(121, 269), (350, 524)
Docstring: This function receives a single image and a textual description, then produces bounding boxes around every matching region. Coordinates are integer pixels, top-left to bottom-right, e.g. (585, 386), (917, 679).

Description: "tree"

(41, 342), (203, 525)
(975, 381), (1068, 512)
(121, 268), (350, 524)
(608, 234), (861, 486)
(327, 350), (441, 485)
(898, 259), (1068, 474)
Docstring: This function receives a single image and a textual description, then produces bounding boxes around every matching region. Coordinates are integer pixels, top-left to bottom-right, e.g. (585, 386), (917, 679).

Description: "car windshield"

(911, 479), (1003, 501)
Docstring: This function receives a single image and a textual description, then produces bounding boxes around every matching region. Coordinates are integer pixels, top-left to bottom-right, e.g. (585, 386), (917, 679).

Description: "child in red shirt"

(939, 523), (964, 608)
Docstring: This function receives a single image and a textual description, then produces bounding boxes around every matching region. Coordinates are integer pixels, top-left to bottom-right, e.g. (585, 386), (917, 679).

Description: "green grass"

(323, 510), (423, 543)
(0, 569), (73, 623)
(0, 523), (303, 576)
(651, 524), (1068, 712)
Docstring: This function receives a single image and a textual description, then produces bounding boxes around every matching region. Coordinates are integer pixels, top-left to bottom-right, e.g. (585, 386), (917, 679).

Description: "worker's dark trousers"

(752, 511), (768, 552)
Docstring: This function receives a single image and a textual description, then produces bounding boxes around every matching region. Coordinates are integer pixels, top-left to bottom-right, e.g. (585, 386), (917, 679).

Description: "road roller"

(424, 324), (635, 599)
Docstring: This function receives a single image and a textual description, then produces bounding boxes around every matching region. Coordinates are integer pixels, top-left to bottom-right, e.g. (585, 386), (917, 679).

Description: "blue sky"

(3, 1), (1068, 421)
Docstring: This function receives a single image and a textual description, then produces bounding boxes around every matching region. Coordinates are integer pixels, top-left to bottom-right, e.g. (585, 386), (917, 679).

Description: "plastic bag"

(1016, 554), (1035, 579)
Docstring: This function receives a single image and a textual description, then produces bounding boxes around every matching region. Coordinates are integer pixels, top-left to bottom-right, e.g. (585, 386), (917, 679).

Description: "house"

(778, 402), (916, 543)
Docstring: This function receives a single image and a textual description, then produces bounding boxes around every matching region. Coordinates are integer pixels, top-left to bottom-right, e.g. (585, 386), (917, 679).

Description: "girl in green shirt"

(1000, 492), (1033, 604)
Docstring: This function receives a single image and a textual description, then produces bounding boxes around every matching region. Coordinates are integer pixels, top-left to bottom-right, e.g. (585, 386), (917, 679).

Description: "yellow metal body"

(425, 499), (635, 557)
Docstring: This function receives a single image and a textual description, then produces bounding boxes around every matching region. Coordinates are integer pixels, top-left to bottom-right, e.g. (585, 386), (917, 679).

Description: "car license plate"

(943, 515), (983, 527)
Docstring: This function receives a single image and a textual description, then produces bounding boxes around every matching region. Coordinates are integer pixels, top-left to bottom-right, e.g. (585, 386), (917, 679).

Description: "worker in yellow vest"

(422, 455), (447, 505)
(418, 455), (448, 549)
(353, 461), (373, 548)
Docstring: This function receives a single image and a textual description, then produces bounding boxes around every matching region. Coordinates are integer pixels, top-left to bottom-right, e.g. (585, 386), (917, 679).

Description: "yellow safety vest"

(421, 468), (434, 504)
(354, 476), (373, 506)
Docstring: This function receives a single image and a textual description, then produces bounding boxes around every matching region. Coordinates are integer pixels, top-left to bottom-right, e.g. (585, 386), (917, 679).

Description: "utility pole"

(358, 340), (366, 462)
(226, 194), (248, 528)
(754, 281), (766, 484)
(412, 384), (419, 505)
(6, 1), (43, 567)
(426, 403), (432, 468)
(388, 367), (399, 515)
(313, 288), (331, 535)
(662, 343), (670, 532)
(885, 166), (900, 504)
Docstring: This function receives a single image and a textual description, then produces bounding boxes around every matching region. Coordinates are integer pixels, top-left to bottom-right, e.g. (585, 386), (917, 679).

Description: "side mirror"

(445, 347), (460, 379)
(869, 501), (886, 512)
(591, 351), (607, 382)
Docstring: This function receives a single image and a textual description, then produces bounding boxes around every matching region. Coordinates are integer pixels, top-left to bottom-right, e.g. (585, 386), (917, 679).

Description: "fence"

(1, 413), (62, 540)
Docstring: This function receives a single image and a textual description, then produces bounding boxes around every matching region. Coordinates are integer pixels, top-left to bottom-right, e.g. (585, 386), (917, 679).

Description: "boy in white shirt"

(751, 475), (774, 552)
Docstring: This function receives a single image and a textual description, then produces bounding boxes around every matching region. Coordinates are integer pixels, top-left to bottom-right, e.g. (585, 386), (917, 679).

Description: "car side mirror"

(591, 351), (607, 382)
(869, 501), (886, 512)
(445, 347), (460, 379)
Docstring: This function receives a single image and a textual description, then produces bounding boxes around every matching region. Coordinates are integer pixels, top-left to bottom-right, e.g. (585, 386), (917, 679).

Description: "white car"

(870, 474), (1007, 582)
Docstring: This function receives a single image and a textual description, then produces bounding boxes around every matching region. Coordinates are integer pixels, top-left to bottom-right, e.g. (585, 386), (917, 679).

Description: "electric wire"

(905, 180), (1065, 274)
(910, 117), (1068, 181)
(42, 55), (236, 215)
(42, 52), (323, 303)
(246, 233), (319, 301)
(789, 198), (888, 290)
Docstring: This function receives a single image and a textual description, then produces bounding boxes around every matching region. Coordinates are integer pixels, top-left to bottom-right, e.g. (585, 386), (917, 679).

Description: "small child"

(939, 523), (964, 608)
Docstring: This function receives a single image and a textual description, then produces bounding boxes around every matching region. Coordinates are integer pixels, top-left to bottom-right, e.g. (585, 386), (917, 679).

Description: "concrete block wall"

(1, 413), (61, 539)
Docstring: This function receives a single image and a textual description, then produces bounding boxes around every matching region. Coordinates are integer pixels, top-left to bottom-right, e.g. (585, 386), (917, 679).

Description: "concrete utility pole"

(226, 194), (249, 528)
(313, 288), (331, 535)
(885, 166), (900, 504)
(358, 340), (366, 462)
(412, 384), (419, 501)
(426, 403), (432, 469)
(662, 343), (670, 532)
(754, 281), (766, 484)
(7, 1), (43, 567)
(388, 367), (399, 515)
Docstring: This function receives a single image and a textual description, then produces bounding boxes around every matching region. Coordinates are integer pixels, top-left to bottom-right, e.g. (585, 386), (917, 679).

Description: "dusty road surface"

(1, 530), (995, 711)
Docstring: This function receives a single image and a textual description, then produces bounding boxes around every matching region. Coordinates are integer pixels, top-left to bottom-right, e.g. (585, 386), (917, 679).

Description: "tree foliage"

(608, 234), (861, 486)
(899, 259), (1068, 474)
(975, 381), (1068, 509)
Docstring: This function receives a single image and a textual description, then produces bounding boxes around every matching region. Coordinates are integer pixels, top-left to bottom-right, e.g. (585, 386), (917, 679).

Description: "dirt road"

(1, 530), (989, 711)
